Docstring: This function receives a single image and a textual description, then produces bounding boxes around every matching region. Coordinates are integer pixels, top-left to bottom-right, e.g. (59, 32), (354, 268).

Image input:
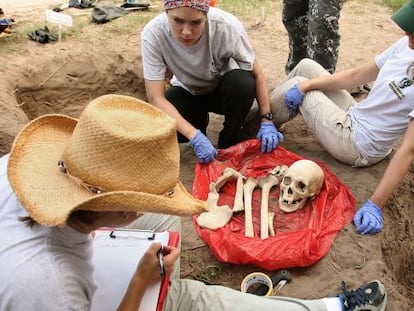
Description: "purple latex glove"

(256, 121), (284, 153)
(190, 130), (217, 164)
(353, 199), (384, 235)
(285, 84), (305, 111)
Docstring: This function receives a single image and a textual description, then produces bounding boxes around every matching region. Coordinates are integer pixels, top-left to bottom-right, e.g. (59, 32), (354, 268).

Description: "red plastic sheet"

(192, 139), (356, 270)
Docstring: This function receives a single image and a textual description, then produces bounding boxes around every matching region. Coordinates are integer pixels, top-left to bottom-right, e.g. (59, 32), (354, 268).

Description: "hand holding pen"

(134, 243), (180, 284)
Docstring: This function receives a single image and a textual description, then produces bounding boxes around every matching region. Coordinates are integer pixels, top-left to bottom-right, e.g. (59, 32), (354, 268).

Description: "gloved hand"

(256, 121), (284, 153)
(285, 84), (305, 111)
(190, 130), (217, 164)
(353, 199), (384, 235)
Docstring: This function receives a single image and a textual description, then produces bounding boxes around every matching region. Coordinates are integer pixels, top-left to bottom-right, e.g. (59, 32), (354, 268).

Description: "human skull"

(278, 160), (324, 213)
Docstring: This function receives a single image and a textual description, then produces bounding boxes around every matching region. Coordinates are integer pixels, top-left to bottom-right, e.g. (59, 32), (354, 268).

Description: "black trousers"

(165, 69), (255, 149)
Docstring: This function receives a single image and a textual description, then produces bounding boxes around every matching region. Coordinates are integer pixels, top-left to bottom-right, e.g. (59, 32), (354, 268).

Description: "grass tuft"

(382, 0), (406, 12)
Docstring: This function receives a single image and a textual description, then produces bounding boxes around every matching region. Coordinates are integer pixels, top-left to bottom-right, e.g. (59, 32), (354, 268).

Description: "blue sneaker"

(338, 280), (387, 311)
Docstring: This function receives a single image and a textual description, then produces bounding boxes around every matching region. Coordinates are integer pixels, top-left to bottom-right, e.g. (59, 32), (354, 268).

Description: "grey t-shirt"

(141, 7), (255, 95)
(0, 155), (95, 311)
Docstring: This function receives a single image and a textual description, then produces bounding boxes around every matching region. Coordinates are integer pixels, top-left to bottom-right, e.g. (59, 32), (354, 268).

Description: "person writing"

(141, 0), (283, 164)
(0, 94), (207, 310)
(0, 93), (387, 311)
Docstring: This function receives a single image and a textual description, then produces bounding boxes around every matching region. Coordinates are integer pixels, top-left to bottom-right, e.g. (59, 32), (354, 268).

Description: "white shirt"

(350, 36), (414, 160)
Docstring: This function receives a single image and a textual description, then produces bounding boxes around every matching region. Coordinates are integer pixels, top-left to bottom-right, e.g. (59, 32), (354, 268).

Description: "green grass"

(215, 0), (281, 22)
(383, 0), (406, 11)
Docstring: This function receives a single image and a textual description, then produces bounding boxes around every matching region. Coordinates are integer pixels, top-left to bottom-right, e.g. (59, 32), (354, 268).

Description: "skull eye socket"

(296, 181), (307, 194)
(282, 176), (292, 185)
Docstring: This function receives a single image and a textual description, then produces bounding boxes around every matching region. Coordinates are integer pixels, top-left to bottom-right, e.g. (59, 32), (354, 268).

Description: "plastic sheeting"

(192, 139), (355, 270)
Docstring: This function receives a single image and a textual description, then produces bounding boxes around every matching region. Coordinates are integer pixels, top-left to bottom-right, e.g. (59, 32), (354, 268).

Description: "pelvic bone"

(196, 182), (233, 230)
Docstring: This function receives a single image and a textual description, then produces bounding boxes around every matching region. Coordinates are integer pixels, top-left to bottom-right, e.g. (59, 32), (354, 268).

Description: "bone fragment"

(229, 170), (246, 213)
(268, 165), (289, 178)
(243, 177), (258, 238)
(196, 182), (233, 230)
(215, 168), (239, 190)
(215, 168), (245, 213)
(259, 175), (279, 239)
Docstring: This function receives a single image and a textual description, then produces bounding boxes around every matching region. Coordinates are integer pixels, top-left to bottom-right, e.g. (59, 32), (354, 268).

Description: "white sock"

(321, 297), (343, 311)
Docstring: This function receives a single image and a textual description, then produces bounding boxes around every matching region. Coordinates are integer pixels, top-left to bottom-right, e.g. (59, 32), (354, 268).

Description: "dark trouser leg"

(165, 86), (209, 143)
(307, 0), (344, 73)
(213, 69), (255, 149)
(282, 0), (309, 74)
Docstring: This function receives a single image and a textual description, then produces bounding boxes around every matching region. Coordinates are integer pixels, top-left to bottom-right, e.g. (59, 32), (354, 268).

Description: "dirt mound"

(1, 1), (413, 310)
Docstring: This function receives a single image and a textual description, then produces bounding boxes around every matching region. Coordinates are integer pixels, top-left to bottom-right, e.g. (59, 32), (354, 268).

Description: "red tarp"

(192, 139), (355, 270)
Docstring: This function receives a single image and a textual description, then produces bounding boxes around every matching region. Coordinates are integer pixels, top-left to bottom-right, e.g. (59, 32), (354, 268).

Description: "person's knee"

(269, 76), (306, 125)
(294, 58), (321, 72)
(222, 70), (255, 97)
(297, 58), (318, 67)
(291, 58), (330, 78)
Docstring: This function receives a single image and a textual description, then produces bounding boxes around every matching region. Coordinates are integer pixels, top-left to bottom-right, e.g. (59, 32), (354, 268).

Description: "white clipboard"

(91, 229), (170, 311)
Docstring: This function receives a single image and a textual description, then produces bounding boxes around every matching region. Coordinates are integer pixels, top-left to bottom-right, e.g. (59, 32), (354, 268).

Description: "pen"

(158, 245), (166, 278)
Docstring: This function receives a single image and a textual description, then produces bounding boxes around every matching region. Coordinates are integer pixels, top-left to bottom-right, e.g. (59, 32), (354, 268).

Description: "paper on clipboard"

(91, 229), (169, 311)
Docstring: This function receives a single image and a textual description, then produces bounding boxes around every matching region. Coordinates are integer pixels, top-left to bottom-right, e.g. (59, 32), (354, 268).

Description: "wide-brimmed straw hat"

(7, 94), (208, 227)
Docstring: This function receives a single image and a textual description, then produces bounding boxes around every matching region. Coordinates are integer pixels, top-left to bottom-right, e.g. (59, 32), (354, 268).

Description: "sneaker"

(338, 280), (387, 311)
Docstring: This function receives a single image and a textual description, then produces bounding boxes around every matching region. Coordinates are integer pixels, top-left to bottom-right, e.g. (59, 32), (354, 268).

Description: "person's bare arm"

(370, 119), (414, 208)
(145, 79), (197, 140)
(298, 60), (380, 93)
(251, 58), (272, 117)
(117, 243), (180, 311)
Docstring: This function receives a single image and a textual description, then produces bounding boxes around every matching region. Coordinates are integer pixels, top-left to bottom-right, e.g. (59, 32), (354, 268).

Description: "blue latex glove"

(190, 130), (217, 164)
(353, 200), (384, 235)
(285, 84), (305, 111)
(256, 121), (284, 153)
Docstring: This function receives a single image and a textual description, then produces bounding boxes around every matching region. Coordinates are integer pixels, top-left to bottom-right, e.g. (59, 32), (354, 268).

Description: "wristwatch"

(260, 112), (273, 121)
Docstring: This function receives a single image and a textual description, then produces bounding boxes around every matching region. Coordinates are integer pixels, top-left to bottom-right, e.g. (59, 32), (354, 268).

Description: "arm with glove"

(252, 59), (284, 153)
(285, 61), (380, 111)
(354, 120), (414, 234)
(145, 80), (217, 163)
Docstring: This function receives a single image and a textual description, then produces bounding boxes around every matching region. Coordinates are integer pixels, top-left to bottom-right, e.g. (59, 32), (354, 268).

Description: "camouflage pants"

(282, 0), (344, 74)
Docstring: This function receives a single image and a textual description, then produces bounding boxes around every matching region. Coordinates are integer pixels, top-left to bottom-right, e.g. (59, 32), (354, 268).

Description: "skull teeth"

(281, 198), (303, 205)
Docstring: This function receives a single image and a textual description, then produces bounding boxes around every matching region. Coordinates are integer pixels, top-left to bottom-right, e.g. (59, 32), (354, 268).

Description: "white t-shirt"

(141, 7), (255, 95)
(350, 36), (414, 160)
(0, 154), (95, 311)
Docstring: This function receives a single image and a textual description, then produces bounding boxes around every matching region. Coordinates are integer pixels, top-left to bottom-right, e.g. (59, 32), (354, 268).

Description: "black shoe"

(28, 26), (57, 44)
(338, 280), (387, 311)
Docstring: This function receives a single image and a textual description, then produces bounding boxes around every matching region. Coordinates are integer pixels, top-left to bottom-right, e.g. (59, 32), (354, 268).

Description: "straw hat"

(7, 94), (208, 227)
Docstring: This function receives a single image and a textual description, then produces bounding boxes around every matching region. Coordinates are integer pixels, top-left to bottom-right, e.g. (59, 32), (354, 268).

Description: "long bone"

(259, 175), (279, 239)
(196, 182), (233, 230)
(214, 167), (245, 212)
(243, 177), (258, 237)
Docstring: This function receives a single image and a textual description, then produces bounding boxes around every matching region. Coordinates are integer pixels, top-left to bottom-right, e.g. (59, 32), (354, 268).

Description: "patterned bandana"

(164, 0), (210, 13)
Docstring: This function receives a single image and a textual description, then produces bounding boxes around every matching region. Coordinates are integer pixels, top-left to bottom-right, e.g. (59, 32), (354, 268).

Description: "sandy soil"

(1, 0), (413, 310)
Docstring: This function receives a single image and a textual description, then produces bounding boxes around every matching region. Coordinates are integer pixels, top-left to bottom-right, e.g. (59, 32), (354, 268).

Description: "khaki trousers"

(269, 58), (373, 166)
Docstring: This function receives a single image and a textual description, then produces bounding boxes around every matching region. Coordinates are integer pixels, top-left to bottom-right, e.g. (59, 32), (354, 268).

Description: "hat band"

(58, 160), (106, 194)
(57, 160), (177, 197)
